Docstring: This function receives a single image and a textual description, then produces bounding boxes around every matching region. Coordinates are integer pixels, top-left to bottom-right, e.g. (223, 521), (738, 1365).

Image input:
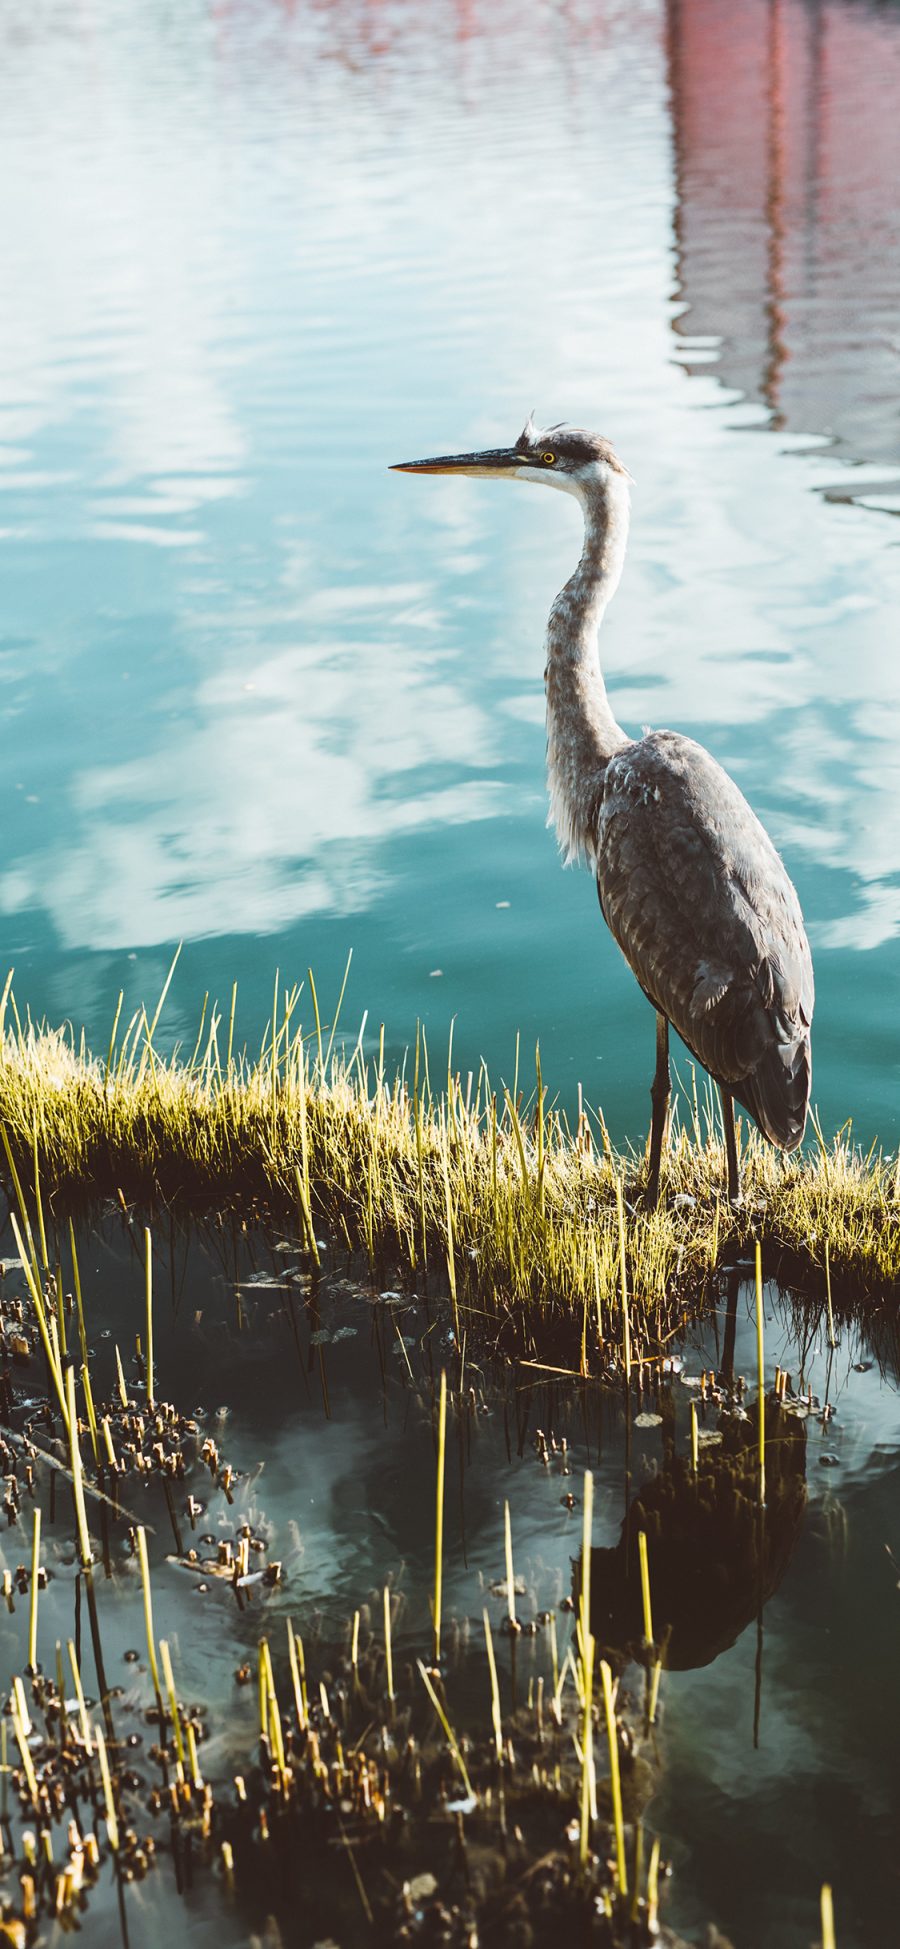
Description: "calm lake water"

(3, 2), (900, 1945)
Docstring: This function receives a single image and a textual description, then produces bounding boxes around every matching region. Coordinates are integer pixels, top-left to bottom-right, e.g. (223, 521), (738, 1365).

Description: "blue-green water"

(2, 0), (900, 1145)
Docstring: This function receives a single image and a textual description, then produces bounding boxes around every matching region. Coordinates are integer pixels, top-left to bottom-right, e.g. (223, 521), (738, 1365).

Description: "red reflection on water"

(667, 0), (900, 467)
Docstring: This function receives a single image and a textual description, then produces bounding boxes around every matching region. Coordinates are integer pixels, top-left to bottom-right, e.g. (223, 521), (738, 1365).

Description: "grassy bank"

(1, 970), (898, 1356)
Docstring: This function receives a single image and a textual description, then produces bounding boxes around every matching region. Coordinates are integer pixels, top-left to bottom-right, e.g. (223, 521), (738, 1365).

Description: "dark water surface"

(2, 0), (900, 1145)
(2, 1219), (898, 1947)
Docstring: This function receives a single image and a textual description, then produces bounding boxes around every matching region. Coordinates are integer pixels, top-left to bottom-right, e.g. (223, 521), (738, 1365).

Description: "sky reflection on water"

(1, 0), (900, 1147)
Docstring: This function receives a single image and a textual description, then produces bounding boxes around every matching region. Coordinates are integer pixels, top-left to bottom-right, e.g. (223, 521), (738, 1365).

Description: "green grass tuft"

(1, 971), (899, 1359)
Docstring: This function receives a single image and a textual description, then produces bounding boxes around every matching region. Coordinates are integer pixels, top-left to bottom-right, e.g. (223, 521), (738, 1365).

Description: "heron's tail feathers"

(736, 1031), (811, 1153)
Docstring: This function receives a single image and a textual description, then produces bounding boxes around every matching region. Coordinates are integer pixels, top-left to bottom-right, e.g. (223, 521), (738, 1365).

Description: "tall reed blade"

(417, 1660), (474, 1801)
(638, 1530), (654, 1649)
(755, 1239), (766, 1507)
(433, 1369), (447, 1666)
(28, 1507), (41, 1673)
(820, 1884), (836, 1949)
(483, 1610), (503, 1761)
(144, 1226), (155, 1412)
(504, 1501), (517, 1630)
(600, 1659), (628, 1899)
(66, 1366), (92, 1569)
(136, 1525), (163, 1710)
(383, 1586), (394, 1703)
(615, 1178), (631, 1383)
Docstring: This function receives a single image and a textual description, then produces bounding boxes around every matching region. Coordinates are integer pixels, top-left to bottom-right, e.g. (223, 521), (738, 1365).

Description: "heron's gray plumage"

(392, 416), (814, 1199)
(596, 730), (813, 1150)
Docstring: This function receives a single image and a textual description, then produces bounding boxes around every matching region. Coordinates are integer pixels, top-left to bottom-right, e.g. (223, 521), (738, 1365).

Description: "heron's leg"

(646, 1013), (670, 1208)
(721, 1089), (741, 1205)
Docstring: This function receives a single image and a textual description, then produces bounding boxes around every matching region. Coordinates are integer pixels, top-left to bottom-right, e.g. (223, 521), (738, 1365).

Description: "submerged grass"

(2, 970), (900, 1358)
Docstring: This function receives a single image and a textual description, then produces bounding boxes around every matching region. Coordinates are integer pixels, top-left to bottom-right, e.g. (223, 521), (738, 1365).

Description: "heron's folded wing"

(597, 733), (813, 1143)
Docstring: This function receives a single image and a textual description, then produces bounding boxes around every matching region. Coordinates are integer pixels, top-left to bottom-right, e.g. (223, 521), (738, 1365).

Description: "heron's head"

(391, 416), (632, 503)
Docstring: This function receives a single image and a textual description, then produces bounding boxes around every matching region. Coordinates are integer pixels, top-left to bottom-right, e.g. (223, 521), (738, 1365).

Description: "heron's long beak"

(390, 448), (522, 477)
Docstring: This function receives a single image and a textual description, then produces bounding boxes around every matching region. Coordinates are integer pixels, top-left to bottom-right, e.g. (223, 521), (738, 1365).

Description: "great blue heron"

(391, 419), (813, 1205)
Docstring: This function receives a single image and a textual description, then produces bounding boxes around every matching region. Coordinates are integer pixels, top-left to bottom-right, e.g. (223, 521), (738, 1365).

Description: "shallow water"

(1, 0), (900, 1146)
(2, 1219), (899, 1945)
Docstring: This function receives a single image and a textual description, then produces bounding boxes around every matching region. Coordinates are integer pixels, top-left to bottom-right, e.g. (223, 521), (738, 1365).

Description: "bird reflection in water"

(583, 1281), (808, 1677)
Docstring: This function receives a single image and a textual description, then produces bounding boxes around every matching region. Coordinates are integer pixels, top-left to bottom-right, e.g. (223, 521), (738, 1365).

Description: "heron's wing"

(597, 731), (813, 1149)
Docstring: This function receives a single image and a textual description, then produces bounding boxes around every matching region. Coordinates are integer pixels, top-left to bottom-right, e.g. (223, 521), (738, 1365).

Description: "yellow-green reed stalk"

(323, 947), (353, 1073)
(504, 1500), (517, 1630)
(32, 1126), (49, 1273)
(578, 1470), (595, 1867)
(631, 1825), (644, 1923)
(825, 1238), (836, 1349)
(755, 1240), (766, 1507)
(103, 989), (124, 1089)
(383, 1586), (395, 1703)
(10, 1214), (68, 1431)
(483, 1610), (503, 1761)
(81, 1364), (99, 1466)
(647, 1836), (661, 1932)
(615, 1178), (631, 1383)
(591, 1236), (603, 1346)
(95, 1727), (119, 1849)
(296, 1037), (320, 1265)
(65, 1367), (92, 1569)
(638, 1530), (654, 1648)
(433, 1369), (447, 1665)
(68, 1641), (93, 1752)
(55, 1263), (67, 1359)
(600, 1659), (627, 1899)
(226, 980), (238, 1074)
(287, 1619), (308, 1730)
(135, 1526), (163, 1711)
(417, 1660), (474, 1801)
(269, 971), (280, 1150)
(535, 1042), (546, 1218)
(102, 1417), (118, 1472)
(259, 1639), (286, 1775)
(28, 1507), (41, 1672)
(114, 1346), (128, 1410)
(579, 1471), (594, 1659)
(350, 1611), (360, 1675)
(13, 1674), (32, 1739)
(648, 1654), (663, 1727)
(440, 1113), (459, 1338)
(11, 1692), (39, 1807)
(144, 1227), (154, 1412)
(257, 1644), (267, 1742)
(159, 1640), (186, 1778)
(690, 1399), (699, 1475)
(821, 1884), (836, 1949)
(186, 1718), (203, 1789)
(0, 1111), (37, 1268)
(307, 967), (325, 1072)
(579, 1622), (595, 1867)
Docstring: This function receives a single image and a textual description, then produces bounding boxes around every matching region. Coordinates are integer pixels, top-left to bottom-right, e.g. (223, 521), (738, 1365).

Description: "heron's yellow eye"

(543, 452), (556, 465)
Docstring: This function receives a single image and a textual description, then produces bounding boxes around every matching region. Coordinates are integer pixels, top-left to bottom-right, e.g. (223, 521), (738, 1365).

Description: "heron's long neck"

(544, 476), (630, 865)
